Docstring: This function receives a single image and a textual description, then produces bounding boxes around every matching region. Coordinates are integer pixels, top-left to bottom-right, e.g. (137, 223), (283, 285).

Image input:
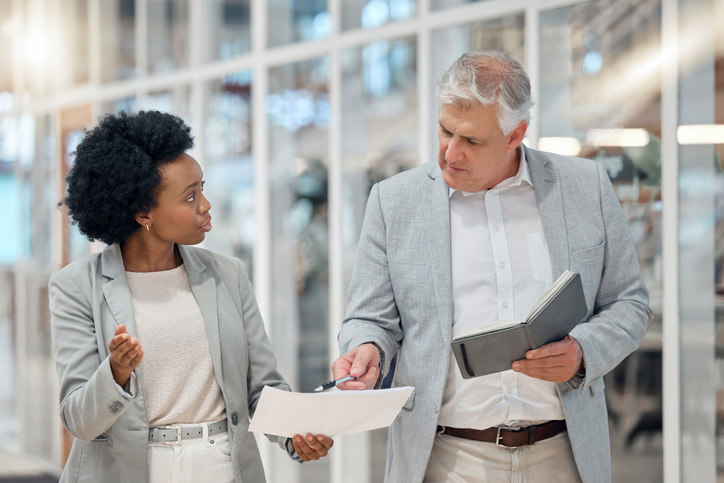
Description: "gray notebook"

(450, 270), (587, 379)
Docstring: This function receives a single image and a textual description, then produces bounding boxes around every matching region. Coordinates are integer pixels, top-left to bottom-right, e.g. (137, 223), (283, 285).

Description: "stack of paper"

(249, 386), (415, 437)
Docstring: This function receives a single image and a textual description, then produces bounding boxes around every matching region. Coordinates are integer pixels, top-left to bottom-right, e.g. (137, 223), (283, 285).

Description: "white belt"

(148, 420), (228, 443)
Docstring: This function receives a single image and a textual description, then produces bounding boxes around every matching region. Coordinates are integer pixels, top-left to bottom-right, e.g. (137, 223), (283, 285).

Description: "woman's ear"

(135, 213), (151, 232)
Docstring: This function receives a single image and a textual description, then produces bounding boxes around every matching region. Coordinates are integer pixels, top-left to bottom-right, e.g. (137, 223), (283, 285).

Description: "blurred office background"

(0, 0), (722, 481)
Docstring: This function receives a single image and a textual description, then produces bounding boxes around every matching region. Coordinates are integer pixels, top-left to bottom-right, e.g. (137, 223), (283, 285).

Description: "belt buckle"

(162, 425), (183, 445)
(495, 427), (503, 447)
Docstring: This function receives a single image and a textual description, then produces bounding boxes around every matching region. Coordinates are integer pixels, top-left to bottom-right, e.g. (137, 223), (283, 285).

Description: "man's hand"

(331, 343), (381, 390)
(108, 324), (143, 388)
(292, 433), (334, 461)
(512, 335), (583, 383)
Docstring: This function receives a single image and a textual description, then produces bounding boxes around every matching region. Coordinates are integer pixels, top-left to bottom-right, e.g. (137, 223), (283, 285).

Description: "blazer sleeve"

(49, 267), (137, 441)
(338, 182), (404, 375)
(568, 163), (653, 388)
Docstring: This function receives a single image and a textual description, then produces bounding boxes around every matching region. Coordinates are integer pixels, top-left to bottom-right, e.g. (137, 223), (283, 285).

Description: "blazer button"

(231, 413), (239, 425)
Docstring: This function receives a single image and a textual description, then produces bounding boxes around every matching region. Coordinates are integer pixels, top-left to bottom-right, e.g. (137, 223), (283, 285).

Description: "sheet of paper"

(248, 385), (415, 438)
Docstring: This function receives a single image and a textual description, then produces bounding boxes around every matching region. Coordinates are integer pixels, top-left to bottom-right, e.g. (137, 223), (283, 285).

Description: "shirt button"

(502, 302), (509, 309)
(499, 262), (505, 269)
(231, 413), (239, 425)
(493, 225), (500, 231)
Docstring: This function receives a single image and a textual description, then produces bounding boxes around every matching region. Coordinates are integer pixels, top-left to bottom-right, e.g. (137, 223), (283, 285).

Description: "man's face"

(437, 103), (527, 192)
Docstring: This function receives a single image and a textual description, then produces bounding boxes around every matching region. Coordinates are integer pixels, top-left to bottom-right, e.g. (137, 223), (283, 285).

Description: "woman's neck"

(121, 237), (181, 273)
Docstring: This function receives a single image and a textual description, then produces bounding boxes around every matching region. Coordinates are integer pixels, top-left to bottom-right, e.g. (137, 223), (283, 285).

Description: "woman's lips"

(201, 219), (212, 232)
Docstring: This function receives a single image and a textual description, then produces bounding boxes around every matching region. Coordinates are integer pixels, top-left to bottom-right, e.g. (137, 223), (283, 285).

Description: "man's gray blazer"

(50, 244), (291, 483)
(338, 146), (652, 483)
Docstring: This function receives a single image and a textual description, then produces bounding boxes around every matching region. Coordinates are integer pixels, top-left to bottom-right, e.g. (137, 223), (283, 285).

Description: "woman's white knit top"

(126, 265), (226, 427)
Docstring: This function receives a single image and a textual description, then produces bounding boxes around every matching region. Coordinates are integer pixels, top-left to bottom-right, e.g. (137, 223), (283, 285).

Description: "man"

(332, 50), (651, 482)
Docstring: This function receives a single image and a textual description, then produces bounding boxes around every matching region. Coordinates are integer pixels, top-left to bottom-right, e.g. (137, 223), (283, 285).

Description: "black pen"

(314, 375), (357, 392)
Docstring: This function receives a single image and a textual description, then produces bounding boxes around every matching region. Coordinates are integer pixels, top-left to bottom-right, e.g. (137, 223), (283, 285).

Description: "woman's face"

(146, 153), (212, 246)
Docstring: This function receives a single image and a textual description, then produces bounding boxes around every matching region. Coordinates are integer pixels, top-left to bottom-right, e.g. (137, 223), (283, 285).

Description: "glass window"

(146, 86), (192, 121)
(340, 36), (418, 482)
(100, 0), (137, 83)
(60, 0), (89, 87)
(202, 0), (251, 61)
(539, 2), (663, 480)
(341, 0), (417, 31)
(101, 97), (137, 115)
(341, 37), (418, 289)
(0, 116), (23, 265)
(268, 56), (330, 482)
(267, 0), (329, 48)
(62, 128), (91, 263)
(147, 0), (189, 74)
(0, 3), (14, 95)
(202, 72), (255, 274)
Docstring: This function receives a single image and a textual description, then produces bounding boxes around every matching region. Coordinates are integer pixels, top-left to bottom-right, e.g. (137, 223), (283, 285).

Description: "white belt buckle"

(495, 427), (503, 447)
(163, 425), (183, 445)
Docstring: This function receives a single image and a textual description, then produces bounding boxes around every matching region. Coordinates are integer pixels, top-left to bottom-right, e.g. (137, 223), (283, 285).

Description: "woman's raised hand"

(108, 324), (144, 388)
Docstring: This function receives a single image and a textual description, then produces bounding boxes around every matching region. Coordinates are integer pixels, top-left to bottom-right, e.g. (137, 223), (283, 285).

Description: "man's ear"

(506, 121), (528, 152)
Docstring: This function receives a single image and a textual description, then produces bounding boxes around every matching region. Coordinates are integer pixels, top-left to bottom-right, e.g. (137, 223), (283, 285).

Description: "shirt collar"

(448, 146), (532, 198)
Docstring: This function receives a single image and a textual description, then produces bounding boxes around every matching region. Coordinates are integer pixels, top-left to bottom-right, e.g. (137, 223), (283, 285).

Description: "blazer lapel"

(423, 164), (454, 344)
(100, 244), (137, 335)
(525, 146), (570, 278)
(180, 245), (224, 387)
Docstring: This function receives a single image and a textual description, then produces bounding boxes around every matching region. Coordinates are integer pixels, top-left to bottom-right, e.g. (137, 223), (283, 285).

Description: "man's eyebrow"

(463, 135), (484, 143)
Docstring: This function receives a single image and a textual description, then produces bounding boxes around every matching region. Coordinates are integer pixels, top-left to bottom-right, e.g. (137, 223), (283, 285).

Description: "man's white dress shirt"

(437, 148), (566, 430)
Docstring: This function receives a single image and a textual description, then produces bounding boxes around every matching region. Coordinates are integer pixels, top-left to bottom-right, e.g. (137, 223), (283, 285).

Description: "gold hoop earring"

(146, 224), (150, 232)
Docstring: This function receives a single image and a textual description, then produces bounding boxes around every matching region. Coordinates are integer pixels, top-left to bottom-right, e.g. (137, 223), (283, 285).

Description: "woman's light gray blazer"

(338, 146), (653, 483)
(49, 243), (290, 482)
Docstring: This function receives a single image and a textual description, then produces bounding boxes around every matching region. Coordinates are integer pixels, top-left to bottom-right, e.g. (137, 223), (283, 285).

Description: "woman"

(50, 111), (333, 483)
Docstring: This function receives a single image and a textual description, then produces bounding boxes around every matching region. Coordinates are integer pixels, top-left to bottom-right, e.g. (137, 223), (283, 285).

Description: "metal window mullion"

(661, 0), (680, 481)
(524, 5), (540, 148)
(327, 2), (350, 482)
(418, 0), (431, 167)
(327, 0), (343, 389)
(12, 0), (23, 94)
(189, 0), (204, 164)
(136, 0), (148, 106)
(88, 0), (101, 121)
(250, 0), (273, 477)
(251, 0), (270, 352)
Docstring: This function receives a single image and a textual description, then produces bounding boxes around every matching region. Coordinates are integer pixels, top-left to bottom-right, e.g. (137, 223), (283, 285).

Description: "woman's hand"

(108, 324), (143, 388)
(291, 433), (334, 461)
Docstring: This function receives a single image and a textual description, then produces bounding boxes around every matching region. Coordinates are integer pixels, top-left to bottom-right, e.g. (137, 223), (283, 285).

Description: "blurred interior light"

(676, 124), (724, 144)
(0, 92), (14, 112)
(586, 128), (650, 147)
(362, 0), (390, 29)
(581, 50), (603, 76)
(537, 137), (581, 156)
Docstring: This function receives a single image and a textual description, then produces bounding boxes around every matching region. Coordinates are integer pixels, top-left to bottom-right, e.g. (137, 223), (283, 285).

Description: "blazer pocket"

(571, 240), (605, 262)
(392, 381), (416, 410)
(526, 232), (553, 284)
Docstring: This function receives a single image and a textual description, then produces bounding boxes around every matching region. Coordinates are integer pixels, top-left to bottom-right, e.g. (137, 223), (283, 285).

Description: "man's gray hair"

(436, 50), (533, 135)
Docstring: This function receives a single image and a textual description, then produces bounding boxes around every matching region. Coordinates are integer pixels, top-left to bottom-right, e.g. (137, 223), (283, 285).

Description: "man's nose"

(445, 137), (465, 162)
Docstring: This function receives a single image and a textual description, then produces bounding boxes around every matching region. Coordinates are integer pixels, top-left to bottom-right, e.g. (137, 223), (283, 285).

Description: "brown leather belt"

(436, 420), (566, 448)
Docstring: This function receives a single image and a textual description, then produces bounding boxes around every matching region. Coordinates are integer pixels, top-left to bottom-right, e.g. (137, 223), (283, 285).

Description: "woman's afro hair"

(62, 110), (194, 245)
